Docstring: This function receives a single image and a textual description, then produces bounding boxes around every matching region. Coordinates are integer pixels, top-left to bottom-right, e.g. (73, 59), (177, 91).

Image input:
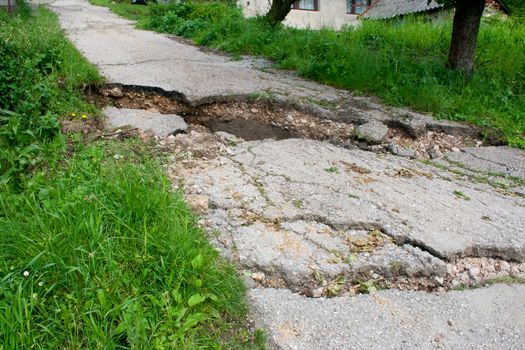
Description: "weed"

(344, 253), (358, 265)
(0, 7), (100, 187)
(453, 190), (471, 201)
(324, 166), (339, 173)
(293, 199), (303, 208)
(326, 276), (346, 296)
(484, 275), (525, 285)
(252, 176), (272, 204)
(311, 268), (325, 285)
(357, 279), (378, 294)
(453, 275), (525, 291)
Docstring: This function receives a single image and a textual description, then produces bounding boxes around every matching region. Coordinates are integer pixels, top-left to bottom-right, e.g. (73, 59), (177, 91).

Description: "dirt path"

(51, 0), (525, 348)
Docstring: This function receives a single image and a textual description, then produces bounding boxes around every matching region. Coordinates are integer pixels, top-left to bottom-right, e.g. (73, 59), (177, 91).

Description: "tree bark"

(265, 0), (296, 26)
(448, 0), (486, 74)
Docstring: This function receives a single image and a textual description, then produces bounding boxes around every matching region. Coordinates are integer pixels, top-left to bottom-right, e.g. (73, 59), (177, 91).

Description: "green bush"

(148, 0), (242, 36)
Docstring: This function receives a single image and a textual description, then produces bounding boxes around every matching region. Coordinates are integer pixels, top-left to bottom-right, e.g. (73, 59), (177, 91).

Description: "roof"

(361, 0), (444, 19)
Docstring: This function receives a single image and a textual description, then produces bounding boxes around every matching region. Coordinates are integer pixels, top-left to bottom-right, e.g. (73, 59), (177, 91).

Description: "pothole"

(188, 118), (300, 141)
(86, 83), (488, 157)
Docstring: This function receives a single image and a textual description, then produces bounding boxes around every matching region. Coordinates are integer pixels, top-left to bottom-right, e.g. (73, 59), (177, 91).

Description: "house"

(239, 0), (508, 30)
(0, 0), (17, 11)
(361, 0), (508, 20)
(239, 0), (369, 29)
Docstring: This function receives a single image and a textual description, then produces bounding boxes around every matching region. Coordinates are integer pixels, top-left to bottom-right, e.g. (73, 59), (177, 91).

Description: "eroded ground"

(167, 126), (524, 293)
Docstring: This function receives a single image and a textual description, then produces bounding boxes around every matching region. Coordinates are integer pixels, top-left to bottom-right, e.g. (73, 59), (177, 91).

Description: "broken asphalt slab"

(104, 107), (187, 137)
(176, 137), (525, 264)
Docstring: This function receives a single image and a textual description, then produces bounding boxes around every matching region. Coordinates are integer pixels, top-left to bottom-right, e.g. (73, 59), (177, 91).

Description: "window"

(292, 0), (319, 11)
(347, 0), (370, 14)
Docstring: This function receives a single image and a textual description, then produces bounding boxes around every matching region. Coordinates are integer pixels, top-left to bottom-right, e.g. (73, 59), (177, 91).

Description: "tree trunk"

(265, 0), (296, 26)
(448, 0), (486, 75)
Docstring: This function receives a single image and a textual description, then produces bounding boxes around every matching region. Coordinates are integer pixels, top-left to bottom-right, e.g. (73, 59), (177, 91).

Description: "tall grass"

(94, 0), (525, 148)
(0, 140), (249, 348)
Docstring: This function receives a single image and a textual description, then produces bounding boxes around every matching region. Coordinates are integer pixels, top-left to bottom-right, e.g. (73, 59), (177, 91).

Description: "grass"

(453, 275), (525, 291)
(503, 0), (525, 22)
(323, 166), (339, 173)
(90, 0), (151, 27)
(0, 5), (261, 348)
(90, 0), (525, 149)
(0, 140), (255, 348)
(453, 190), (471, 201)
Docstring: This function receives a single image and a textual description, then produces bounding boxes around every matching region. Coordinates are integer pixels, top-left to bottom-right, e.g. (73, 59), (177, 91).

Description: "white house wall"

(239, 0), (359, 30)
(0, 0), (17, 7)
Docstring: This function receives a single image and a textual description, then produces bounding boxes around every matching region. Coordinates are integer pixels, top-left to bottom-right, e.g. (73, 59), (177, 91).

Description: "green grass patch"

(0, 139), (255, 348)
(503, 0), (525, 22)
(453, 275), (525, 291)
(323, 166), (339, 173)
(1, 5), (101, 187)
(0, 5), (260, 348)
(90, 0), (525, 149)
(453, 190), (471, 201)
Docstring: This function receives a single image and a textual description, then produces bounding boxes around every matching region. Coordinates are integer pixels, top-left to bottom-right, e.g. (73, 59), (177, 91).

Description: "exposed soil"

(87, 84), (486, 159)
(203, 119), (300, 141)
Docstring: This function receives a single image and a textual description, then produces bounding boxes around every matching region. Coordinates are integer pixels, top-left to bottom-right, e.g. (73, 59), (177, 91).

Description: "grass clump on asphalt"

(91, 0), (525, 149)
(0, 5), (260, 348)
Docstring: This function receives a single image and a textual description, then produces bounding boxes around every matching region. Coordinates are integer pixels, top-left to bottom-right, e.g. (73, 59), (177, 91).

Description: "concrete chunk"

(104, 107), (187, 137)
(355, 121), (389, 144)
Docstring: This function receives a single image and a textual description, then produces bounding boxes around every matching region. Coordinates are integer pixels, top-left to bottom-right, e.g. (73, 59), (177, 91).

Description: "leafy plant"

(453, 190), (471, 201)
(357, 279), (378, 294)
(324, 166), (339, 173)
(0, 7), (99, 188)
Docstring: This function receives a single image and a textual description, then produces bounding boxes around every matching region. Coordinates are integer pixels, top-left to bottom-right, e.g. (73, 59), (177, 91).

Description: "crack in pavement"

(166, 130), (524, 299)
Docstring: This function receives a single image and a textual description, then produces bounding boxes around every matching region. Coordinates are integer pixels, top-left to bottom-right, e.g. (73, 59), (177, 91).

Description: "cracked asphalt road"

(51, 0), (525, 348)
(169, 131), (525, 349)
